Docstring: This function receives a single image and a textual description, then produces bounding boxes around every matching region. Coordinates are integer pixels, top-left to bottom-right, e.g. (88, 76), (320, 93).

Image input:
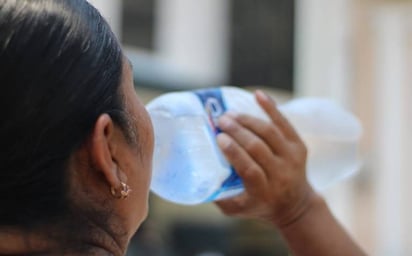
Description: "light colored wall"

(295, 0), (359, 250)
(297, 0), (412, 254)
(354, 2), (412, 254)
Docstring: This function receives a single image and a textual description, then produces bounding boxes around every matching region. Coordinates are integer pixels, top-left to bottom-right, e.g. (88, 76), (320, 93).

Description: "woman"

(0, 0), (365, 255)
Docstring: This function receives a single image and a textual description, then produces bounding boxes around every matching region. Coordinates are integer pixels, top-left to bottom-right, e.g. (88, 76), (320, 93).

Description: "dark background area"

(122, 0), (294, 92)
(230, 0), (294, 91)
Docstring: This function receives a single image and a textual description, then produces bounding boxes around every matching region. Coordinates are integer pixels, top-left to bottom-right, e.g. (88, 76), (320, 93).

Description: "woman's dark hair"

(0, 0), (130, 229)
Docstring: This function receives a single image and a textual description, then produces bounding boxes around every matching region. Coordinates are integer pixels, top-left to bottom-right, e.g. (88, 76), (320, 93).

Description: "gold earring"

(111, 182), (132, 199)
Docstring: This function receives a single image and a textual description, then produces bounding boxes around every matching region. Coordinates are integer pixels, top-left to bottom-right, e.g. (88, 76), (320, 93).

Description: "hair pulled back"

(0, 0), (130, 228)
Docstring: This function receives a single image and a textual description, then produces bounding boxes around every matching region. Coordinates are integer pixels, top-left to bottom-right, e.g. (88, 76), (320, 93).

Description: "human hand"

(215, 90), (320, 228)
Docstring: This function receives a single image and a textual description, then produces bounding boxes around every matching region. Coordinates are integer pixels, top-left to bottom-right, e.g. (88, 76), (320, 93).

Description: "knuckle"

(245, 139), (262, 154)
(240, 164), (260, 181)
(261, 123), (276, 137)
(235, 113), (250, 123)
(222, 119), (239, 133)
(285, 143), (307, 166)
(270, 111), (282, 123)
(222, 140), (237, 155)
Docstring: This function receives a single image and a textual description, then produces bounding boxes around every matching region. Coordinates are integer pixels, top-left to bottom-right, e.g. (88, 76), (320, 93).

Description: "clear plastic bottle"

(146, 86), (362, 205)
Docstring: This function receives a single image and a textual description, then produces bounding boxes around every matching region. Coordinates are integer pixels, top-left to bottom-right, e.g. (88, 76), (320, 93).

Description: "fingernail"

(256, 90), (268, 100)
(218, 115), (232, 129)
(216, 133), (231, 148)
(256, 90), (275, 105)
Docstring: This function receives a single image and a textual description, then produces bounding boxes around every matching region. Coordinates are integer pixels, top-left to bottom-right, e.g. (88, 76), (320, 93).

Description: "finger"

(216, 133), (267, 196)
(218, 115), (278, 170)
(231, 113), (289, 156)
(255, 90), (301, 142)
(215, 193), (250, 216)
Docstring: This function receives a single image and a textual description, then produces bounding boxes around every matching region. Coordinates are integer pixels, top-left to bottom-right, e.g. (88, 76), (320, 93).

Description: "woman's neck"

(0, 228), (54, 255)
(0, 226), (124, 256)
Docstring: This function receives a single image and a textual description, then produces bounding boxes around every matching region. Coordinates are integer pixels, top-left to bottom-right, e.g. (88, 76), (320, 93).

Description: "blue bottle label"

(194, 88), (244, 202)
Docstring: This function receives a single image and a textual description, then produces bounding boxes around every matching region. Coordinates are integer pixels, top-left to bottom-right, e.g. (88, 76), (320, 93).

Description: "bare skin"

(215, 90), (366, 256)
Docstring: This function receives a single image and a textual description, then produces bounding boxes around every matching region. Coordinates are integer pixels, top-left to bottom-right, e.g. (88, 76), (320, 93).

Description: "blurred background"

(89, 0), (412, 255)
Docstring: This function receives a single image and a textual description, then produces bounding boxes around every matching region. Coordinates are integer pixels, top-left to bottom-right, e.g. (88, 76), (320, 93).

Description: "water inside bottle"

(150, 113), (232, 204)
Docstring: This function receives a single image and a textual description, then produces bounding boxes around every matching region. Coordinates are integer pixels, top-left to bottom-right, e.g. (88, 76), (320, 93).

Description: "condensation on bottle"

(146, 86), (362, 205)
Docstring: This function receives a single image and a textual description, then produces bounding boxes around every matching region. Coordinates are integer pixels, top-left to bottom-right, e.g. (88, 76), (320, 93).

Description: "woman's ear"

(89, 113), (122, 189)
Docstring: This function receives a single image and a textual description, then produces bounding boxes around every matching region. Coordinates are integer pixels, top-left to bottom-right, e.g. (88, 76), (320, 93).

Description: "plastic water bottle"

(146, 86), (362, 205)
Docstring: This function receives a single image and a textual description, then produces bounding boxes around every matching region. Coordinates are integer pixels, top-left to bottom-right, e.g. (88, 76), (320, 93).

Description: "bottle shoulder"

(147, 91), (205, 117)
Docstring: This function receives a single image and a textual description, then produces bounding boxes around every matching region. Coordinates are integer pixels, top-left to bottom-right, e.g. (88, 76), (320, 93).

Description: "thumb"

(215, 193), (249, 216)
